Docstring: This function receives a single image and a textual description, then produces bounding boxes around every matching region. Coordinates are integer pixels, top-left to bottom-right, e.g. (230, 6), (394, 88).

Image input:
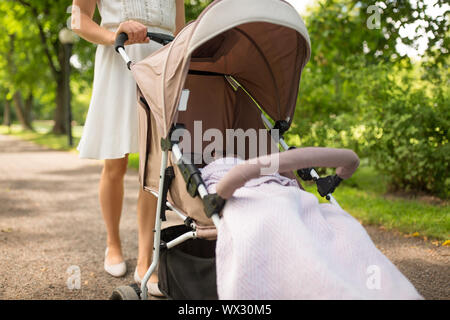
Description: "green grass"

(1, 122), (140, 167)
(0, 121), (82, 152)
(128, 153), (140, 170)
(2, 122), (449, 240)
(303, 167), (449, 240)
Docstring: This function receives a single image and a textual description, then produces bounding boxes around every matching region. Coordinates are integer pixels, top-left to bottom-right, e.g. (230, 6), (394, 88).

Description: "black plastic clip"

(161, 123), (186, 151)
(271, 120), (290, 137)
(316, 174), (343, 199)
(297, 168), (315, 181)
(178, 162), (204, 197)
(160, 138), (173, 152)
(288, 147), (315, 181)
(203, 194), (226, 218)
(184, 217), (194, 228)
(160, 166), (175, 221)
(160, 241), (167, 250)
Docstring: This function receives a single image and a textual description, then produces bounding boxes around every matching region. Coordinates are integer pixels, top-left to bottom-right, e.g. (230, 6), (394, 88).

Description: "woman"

(72, 0), (185, 296)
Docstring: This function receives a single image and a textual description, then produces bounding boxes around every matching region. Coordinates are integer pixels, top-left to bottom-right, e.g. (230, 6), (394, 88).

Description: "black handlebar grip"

(115, 32), (175, 53)
(114, 32), (129, 53)
(147, 32), (175, 45)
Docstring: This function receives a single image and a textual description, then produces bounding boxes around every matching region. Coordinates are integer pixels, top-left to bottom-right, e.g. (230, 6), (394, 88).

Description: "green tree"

(290, 0), (449, 197)
(1, 0), (95, 134)
(11, 0), (73, 134)
(185, 0), (213, 22)
(0, 2), (47, 130)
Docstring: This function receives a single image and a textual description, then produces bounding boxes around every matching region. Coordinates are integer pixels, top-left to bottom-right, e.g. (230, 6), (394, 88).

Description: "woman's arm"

(71, 0), (149, 46)
(71, 0), (115, 45)
(175, 0), (186, 36)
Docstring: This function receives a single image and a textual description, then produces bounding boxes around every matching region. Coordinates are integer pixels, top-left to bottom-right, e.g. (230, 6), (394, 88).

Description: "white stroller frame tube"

(117, 47), (131, 67)
(140, 143), (221, 300)
(166, 231), (197, 249)
(140, 149), (168, 300)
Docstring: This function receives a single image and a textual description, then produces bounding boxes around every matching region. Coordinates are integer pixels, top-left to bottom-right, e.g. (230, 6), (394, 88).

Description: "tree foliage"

(185, 0), (213, 22)
(0, 0), (95, 132)
(290, 0), (449, 198)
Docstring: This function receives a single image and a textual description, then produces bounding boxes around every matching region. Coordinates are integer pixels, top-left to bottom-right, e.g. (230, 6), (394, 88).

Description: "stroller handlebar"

(114, 32), (129, 53)
(114, 32), (175, 53)
(215, 147), (360, 200)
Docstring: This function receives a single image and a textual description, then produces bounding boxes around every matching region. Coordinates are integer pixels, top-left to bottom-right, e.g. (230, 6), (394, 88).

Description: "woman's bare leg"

(136, 188), (159, 282)
(100, 156), (128, 265)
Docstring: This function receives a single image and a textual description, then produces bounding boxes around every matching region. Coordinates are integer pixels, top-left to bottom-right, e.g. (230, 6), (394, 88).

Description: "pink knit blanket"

(201, 158), (422, 300)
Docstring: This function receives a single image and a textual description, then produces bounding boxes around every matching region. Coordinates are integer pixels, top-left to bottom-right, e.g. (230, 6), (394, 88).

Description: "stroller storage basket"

(159, 225), (218, 300)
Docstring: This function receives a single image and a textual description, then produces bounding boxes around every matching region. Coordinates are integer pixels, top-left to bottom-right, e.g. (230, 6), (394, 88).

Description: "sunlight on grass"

(1, 122), (82, 152)
(335, 187), (449, 240)
(128, 153), (139, 170)
(304, 167), (449, 240)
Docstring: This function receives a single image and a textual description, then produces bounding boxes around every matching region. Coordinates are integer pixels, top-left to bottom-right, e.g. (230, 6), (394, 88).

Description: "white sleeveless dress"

(77, 0), (176, 159)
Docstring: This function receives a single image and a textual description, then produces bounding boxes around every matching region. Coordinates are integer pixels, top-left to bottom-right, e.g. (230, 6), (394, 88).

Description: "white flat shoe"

(134, 268), (164, 297)
(104, 248), (127, 278)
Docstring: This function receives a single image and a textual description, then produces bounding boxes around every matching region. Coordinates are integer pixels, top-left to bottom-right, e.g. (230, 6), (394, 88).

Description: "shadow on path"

(0, 134), (448, 300)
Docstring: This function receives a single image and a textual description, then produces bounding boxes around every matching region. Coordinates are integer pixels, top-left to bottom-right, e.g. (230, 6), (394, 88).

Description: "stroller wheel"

(110, 284), (141, 300)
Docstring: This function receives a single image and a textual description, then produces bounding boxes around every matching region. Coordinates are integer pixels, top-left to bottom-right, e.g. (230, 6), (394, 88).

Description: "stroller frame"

(112, 1), (344, 299)
(138, 106), (342, 300)
(116, 39), (342, 298)
(118, 37), (341, 300)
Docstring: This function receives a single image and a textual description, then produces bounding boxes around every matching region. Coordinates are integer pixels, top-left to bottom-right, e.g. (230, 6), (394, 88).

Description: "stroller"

(110, 0), (358, 300)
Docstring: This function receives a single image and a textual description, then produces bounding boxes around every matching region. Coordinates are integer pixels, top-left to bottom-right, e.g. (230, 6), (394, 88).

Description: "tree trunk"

(52, 75), (67, 134)
(24, 92), (33, 125)
(52, 41), (66, 135)
(6, 34), (32, 131)
(3, 100), (11, 126)
(13, 91), (33, 130)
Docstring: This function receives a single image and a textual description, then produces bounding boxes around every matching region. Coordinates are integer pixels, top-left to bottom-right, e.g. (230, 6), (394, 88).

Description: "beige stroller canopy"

(123, 0), (314, 228)
(131, 0), (311, 138)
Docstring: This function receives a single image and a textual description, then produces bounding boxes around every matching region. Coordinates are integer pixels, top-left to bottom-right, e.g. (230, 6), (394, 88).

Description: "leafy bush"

(287, 0), (449, 199)
(291, 56), (373, 156)
(363, 74), (449, 198)
(290, 59), (449, 199)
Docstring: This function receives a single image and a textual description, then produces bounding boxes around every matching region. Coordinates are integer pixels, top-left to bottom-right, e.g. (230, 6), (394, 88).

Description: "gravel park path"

(0, 134), (448, 300)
